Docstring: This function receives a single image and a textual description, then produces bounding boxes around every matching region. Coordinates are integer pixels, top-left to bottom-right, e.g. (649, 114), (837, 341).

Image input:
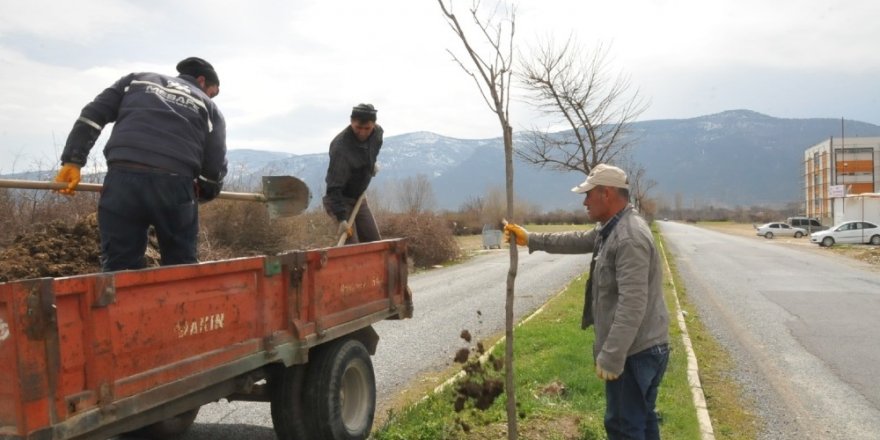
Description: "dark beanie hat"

(351, 103), (378, 121)
(176, 57), (220, 85)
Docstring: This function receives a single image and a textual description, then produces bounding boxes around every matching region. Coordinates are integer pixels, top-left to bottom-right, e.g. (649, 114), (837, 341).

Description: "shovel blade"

(263, 175), (312, 218)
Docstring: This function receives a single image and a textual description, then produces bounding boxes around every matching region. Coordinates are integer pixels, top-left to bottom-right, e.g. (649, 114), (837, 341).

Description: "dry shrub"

(273, 209), (340, 251)
(198, 199), (283, 258)
(441, 210), (483, 236)
(0, 188), (100, 246)
(378, 212), (460, 267)
(197, 200), (344, 261)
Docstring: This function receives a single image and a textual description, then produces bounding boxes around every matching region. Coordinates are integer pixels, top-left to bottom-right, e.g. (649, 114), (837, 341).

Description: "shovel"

(336, 193), (366, 246)
(0, 175), (312, 219)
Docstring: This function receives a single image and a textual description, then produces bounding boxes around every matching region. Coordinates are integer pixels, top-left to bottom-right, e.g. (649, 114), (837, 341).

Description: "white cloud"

(0, 0), (147, 41)
(1, 0), (879, 171)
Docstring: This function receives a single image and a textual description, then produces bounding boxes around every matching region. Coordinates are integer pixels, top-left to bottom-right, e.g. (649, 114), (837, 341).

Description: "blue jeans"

(604, 343), (670, 440)
(98, 167), (198, 271)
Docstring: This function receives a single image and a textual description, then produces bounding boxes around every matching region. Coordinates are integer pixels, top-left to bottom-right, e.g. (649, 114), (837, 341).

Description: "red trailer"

(0, 239), (412, 440)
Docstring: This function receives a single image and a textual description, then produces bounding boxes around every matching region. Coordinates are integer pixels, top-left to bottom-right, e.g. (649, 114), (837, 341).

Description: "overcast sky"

(1, 0), (878, 173)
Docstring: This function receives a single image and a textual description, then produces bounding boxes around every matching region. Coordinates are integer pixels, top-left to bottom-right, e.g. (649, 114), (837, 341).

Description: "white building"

(803, 136), (880, 225)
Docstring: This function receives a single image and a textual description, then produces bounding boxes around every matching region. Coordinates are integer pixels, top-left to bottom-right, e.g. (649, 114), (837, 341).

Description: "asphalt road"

(166, 247), (588, 439)
(659, 221), (880, 440)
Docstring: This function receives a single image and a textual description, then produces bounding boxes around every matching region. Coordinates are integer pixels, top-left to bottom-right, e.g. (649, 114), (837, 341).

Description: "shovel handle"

(0, 179), (103, 192)
(336, 193), (366, 247)
(0, 179), (266, 202)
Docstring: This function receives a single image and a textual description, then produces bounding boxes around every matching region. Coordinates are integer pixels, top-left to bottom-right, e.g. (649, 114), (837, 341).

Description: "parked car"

(755, 222), (806, 239)
(786, 216), (827, 233)
(810, 221), (880, 247)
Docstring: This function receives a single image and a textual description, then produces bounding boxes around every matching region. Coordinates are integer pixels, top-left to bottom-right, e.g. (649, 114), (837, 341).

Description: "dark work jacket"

(61, 72), (227, 182)
(323, 124), (384, 221)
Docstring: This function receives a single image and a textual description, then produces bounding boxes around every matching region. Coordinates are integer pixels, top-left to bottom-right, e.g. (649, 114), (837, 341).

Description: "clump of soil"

(0, 216), (103, 282)
(460, 329), (472, 343)
(455, 374), (504, 411)
(0, 215), (161, 283)
(451, 328), (505, 416)
(538, 380), (567, 398)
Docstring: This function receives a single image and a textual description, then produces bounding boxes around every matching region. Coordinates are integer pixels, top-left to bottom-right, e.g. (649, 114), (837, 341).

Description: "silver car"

(755, 222), (806, 239)
(810, 221), (880, 247)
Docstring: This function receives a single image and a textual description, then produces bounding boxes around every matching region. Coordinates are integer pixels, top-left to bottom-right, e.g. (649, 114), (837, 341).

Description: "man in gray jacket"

(505, 164), (669, 440)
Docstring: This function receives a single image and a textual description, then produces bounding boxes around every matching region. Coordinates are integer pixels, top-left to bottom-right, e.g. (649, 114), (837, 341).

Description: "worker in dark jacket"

(54, 56), (228, 271)
(323, 103), (383, 244)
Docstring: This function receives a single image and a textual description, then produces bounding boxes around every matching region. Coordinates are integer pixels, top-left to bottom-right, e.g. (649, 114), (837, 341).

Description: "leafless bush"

(197, 200), (345, 260)
(197, 199), (281, 259)
(526, 208), (585, 225)
(377, 211), (460, 268)
(0, 188), (99, 246)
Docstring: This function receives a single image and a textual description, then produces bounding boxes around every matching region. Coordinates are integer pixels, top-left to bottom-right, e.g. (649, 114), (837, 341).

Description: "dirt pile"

(0, 216), (103, 282)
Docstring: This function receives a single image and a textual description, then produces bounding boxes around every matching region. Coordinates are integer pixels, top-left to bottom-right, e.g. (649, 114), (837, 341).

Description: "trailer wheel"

(270, 364), (316, 440)
(305, 338), (376, 440)
(135, 407), (199, 439)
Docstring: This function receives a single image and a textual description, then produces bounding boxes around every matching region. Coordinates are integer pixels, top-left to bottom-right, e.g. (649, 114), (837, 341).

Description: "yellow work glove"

(503, 223), (529, 246)
(595, 363), (620, 381)
(54, 163), (82, 195)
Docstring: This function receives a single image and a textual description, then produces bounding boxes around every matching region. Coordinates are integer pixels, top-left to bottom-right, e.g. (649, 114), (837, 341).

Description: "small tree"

(437, 1), (519, 437)
(628, 164), (657, 214)
(395, 174), (436, 214)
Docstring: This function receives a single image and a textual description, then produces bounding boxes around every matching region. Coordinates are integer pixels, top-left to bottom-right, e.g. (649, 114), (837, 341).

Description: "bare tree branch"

(518, 39), (648, 176)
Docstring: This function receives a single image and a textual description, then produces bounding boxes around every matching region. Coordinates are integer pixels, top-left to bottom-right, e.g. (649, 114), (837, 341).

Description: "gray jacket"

(527, 206), (669, 374)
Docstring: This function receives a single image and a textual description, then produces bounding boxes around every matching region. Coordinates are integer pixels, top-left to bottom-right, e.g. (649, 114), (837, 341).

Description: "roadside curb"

(657, 236), (716, 440)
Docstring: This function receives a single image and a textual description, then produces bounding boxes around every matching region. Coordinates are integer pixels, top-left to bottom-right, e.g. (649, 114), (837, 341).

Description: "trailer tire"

(135, 407), (199, 439)
(270, 364), (316, 440)
(305, 338), (376, 440)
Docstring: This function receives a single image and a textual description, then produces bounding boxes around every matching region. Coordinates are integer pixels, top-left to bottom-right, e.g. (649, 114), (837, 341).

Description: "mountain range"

(225, 110), (880, 211)
(5, 110), (879, 212)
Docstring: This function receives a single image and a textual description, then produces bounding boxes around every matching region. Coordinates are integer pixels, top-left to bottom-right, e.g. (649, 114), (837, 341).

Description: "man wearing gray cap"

(54, 57), (228, 271)
(504, 164), (669, 440)
(323, 103), (384, 244)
